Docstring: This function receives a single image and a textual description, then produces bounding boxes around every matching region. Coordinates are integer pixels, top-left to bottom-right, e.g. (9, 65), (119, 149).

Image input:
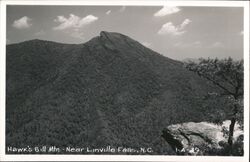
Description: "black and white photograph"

(0, 0), (249, 161)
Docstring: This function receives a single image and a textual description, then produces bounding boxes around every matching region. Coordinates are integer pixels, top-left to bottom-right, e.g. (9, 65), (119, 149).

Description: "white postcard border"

(0, 0), (249, 161)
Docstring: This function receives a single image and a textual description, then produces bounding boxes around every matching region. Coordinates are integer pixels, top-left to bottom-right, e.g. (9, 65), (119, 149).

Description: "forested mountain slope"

(6, 31), (224, 154)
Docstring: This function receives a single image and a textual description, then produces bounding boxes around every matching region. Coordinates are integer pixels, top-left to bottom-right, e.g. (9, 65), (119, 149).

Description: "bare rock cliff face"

(162, 120), (243, 155)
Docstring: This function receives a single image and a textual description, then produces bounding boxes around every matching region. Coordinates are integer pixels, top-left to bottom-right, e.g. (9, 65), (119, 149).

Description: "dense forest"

(6, 31), (234, 154)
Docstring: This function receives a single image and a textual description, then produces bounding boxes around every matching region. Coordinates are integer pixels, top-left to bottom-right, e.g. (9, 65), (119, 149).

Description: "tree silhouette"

(185, 57), (243, 152)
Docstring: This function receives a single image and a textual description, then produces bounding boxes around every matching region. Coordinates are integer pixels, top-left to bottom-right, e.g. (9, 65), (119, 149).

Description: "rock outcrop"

(162, 120), (243, 155)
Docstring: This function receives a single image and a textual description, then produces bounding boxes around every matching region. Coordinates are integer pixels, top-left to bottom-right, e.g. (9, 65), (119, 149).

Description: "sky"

(6, 5), (244, 60)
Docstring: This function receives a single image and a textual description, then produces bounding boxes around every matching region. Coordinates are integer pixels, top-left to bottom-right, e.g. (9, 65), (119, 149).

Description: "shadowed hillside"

(6, 31), (226, 154)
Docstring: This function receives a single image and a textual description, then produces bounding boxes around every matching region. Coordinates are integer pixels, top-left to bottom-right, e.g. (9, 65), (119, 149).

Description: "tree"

(185, 57), (243, 153)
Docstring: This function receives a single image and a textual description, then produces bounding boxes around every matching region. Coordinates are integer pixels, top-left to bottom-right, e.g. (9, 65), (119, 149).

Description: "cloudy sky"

(7, 5), (243, 60)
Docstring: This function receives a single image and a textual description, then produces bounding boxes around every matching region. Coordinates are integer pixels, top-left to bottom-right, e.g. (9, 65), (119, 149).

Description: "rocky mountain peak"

(99, 31), (130, 44)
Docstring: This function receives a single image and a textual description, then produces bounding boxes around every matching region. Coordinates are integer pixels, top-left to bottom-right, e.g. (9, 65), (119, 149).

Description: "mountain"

(6, 31), (225, 154)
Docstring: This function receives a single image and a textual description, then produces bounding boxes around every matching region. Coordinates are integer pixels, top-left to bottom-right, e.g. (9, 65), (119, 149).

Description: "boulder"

(162, 120), (243, 155)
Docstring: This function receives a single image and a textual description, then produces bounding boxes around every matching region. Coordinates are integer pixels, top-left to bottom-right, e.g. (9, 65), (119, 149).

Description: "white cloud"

(106, 10), (111, 15)
(12, 16), (32, 29)
(53, 14), (98, 30)
(158, 22), (185, 36)
(158, 18), (191, 36)
(34, 30), (45, 36)
(154, 6), (180, 17)
(180, 19), (191, 29)
(119, 6), (126, 12)
(53, 14), (98, 40)
(141, 42), (151, 47)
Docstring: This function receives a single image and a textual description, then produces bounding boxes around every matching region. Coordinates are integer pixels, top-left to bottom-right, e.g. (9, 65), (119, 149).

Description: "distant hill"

(6, 31), (225, 154)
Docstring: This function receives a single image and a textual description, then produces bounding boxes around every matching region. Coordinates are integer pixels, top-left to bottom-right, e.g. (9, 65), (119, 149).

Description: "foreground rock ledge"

(162, 120), (243, 155)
